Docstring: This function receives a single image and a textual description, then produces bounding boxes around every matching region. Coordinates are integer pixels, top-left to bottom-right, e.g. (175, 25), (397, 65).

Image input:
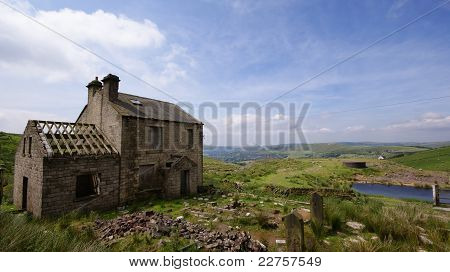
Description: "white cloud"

(0, 0), (191, 85)
(385, 112), (450, 130)
(37, 9), (165, 50)
(345, 125), (365, 132)
(304, 127), (333, 134)
(0, 109), (67, 133)
(387, 0), (409, 18)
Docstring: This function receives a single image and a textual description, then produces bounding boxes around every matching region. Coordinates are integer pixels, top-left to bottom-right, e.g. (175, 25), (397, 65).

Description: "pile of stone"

(224, 199), (244, 210)
(94, 210), (267, 252)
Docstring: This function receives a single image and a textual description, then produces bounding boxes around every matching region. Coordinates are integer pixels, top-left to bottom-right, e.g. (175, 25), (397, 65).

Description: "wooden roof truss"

(34, 120), (118, 157)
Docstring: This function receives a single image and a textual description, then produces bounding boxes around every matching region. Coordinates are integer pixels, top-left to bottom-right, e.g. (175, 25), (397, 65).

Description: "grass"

(0, 136), (449, 252)
(0, 211), (105, 251)
(393, 146), (450, 172)
(321, 196), (449, 251)
(204, 157), (379, 191)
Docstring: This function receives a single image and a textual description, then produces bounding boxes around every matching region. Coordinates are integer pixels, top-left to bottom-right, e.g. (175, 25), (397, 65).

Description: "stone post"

(432, 184), (440, 206)
(311, 192), (323, 226)
(283, 213), (306, 252)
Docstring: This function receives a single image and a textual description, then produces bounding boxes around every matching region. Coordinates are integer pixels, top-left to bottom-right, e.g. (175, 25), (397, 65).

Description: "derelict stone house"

(14, 74), (203, 217)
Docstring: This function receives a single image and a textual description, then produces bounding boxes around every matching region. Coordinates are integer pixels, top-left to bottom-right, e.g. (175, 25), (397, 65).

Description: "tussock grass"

(0, 212), (104, 252)
(323, 197), (449, 251)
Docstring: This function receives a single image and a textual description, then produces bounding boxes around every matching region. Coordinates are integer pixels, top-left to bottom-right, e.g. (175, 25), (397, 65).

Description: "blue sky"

(1, 0), (450, 145)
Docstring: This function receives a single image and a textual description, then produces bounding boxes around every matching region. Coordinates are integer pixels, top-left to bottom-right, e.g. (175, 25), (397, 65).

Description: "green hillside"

(0, 132), (21, 175)
(393, 146), (450, 172)
(285, 143), (429, 159)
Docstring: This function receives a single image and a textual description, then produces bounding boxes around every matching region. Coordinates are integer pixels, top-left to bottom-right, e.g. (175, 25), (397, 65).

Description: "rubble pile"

(94, 211), (267, 252)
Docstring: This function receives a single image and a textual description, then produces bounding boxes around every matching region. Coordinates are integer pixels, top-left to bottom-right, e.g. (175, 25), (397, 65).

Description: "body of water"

(352, 183), (450, 204)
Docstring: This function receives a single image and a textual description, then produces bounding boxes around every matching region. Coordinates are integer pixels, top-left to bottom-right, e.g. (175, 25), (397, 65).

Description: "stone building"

(14, 74), (203, 217)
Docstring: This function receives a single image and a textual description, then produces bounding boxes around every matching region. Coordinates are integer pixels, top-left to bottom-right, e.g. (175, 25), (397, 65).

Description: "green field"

(393, 146), (450, 172)
(1, 133), (449, 252)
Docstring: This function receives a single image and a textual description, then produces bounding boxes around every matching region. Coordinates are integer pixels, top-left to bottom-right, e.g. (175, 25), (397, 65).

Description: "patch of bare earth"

(355, 162), (449, 187)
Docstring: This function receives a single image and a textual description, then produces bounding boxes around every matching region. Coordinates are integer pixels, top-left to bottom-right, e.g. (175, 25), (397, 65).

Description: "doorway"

(22, 177), (28, 210)
(180, 170), (189, 196)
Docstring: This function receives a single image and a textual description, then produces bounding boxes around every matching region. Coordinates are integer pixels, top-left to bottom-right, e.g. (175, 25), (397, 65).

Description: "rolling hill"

(393, 146), (450, 172)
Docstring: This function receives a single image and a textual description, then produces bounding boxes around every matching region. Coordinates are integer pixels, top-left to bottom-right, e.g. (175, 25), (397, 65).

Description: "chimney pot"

(102, 74), (120, 101)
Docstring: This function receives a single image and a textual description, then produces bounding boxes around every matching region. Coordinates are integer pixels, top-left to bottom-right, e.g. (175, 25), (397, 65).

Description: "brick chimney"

(86, 76), (103, 105)
(102, 74), (120, 101)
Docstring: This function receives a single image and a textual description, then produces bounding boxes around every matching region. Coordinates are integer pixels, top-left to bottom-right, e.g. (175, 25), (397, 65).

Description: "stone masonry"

(14, 74), (203, 217)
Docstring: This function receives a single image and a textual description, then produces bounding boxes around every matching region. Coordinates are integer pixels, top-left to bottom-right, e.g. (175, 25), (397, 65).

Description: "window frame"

(187, 128), (194, 149)
(146, 126), (163, 150)
(28, 136), (32, 156)
(75, 173), (100, 199)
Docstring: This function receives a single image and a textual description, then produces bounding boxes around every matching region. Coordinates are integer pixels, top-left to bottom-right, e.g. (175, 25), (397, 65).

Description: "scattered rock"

(176, 216), (184, 220)
(245, 212), (251, 217)
(94, 211), (267, 252)
(225, 199), (243, 209)
(346, 221), (365, 231)
(419, 234), (433, 245)
(275, 239), (286, 244)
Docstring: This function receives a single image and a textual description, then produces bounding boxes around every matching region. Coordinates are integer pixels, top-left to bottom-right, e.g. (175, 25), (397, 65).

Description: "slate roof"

(109, 93), (202, 124)
(33, 120), (118, 157)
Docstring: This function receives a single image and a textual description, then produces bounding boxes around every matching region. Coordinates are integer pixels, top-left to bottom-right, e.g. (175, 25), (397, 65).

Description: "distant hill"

(393, 146), (450, 172)
(204, 142), (436, 162)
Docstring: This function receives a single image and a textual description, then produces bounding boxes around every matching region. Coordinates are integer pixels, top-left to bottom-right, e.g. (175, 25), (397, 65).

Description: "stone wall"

(119, 117), (203, 203)
(40, 155), (120, 217)
(164, 158), (199, 199)
(77, 87), (122, 152)
(13, 121), (46, 217)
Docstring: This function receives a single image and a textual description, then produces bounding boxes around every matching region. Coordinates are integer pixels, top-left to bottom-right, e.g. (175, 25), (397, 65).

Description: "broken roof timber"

(33, 120), (118, 157)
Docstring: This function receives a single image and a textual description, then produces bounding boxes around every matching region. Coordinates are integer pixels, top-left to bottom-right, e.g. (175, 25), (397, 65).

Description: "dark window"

(147, 126), (162, 149)
(76, 174), (99, 198)
(28, 136), (32, 156)
(199, 130), (203, 145)
(22, 138), (26, 155)
(187, 129), (194, 148)
(138, 164), (159, 190)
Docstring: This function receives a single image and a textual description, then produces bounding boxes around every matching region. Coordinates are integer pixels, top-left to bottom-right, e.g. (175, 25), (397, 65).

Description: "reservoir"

(352, 183), (450, 204)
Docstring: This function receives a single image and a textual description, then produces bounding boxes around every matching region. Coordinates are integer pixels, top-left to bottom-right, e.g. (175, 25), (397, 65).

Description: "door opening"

(180, 170), (189, 196)
(22, 177), (28, 210)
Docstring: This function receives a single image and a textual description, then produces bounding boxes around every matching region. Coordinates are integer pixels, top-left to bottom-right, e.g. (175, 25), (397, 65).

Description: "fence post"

(283, 213), (306, 252)
(432, 184), (440, 206)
